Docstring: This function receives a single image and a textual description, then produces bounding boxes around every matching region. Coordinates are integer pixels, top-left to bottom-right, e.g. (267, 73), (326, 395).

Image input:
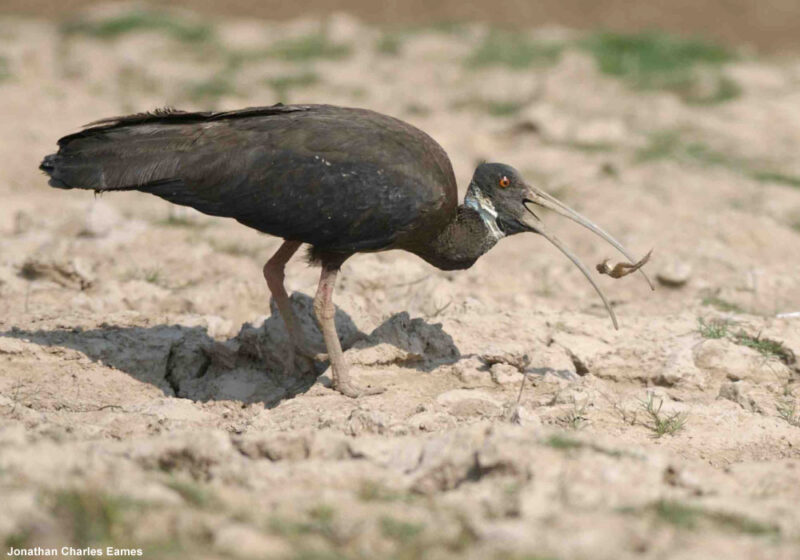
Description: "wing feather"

(41, 104), (457, 252)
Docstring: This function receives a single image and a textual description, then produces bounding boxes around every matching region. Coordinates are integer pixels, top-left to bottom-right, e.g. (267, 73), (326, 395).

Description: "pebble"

(657, 261), (692, 287)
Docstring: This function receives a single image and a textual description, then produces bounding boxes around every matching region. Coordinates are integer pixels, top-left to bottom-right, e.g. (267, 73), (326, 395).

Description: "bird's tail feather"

(39, 125), (187, 194)
(39, 153), (74, 189)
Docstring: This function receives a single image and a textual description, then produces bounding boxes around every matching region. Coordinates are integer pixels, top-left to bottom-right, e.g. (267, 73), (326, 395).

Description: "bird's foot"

(333, 380), (385, 398)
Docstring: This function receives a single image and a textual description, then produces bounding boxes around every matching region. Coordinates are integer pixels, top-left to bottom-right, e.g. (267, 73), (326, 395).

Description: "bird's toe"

(333, 381), (385, 398)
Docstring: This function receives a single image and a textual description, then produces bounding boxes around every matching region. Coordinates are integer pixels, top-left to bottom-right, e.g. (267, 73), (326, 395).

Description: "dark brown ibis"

(40, 103), (653, 397)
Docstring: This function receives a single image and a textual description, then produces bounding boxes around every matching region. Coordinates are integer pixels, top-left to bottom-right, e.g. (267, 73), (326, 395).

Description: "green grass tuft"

(545, 434), (584, 450)
(698, 318), (794, 365)
(185, 74), (237, 102)
(635, 130), (800, 187)
(452, 97), (527, 117)
(750, 171), (800, 189)
(0, 56), (10, 82)
(466, 31), (563, 69)
(376, 34), (402, 55)
(53, 490), (136, 546)
(404, 103), (431, 116)
(268, 34), (351, 61)
(484, 100), (526, 116)
(701, 294), (743, 313)
(697, 317), (730, 339)
(165, 478), (212, 508)
(269, 505), (337, 541)
(5, 531), (31, 549)
(581, 31), (733, 75)
(265, 71), (320, 99)
(635, 130), (733, 166)
(357, 480), (411, 503)
(380, 516), (424, 543)
(732, 331), (794, 363)
(544, 434), (627, 458)
(580, 31), (738, 104)
(61, 10), (213, 43)
(648, 500), (779, 535)
(776, 398), (800, 427)
(143, 267), (162, 285)
(561, 402), (589, 430)
(641, 393), (688, 437)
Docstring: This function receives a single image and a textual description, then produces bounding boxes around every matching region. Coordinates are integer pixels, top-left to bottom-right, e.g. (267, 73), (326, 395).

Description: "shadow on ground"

(2, 293), (460, 407)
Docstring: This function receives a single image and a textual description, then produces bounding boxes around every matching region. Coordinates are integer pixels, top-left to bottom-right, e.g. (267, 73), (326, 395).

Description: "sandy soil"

(1, 6), (800, 559)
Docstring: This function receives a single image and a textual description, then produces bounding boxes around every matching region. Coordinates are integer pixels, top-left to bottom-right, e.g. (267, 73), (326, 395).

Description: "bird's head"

(466, 162), (653, 329)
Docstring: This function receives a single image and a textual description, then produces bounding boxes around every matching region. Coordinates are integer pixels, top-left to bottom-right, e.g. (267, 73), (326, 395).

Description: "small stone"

(657, 261), (692, 287)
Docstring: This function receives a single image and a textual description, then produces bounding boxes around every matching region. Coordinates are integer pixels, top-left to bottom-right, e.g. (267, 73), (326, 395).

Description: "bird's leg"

(313, 265), (384, 398)
(263, 241), (322, 374)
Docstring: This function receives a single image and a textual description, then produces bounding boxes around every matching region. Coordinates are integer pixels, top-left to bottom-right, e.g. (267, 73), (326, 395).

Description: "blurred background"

(2, 0), (800, 307)
(5, 0), (800, 51)
(1, 0), (799, 353)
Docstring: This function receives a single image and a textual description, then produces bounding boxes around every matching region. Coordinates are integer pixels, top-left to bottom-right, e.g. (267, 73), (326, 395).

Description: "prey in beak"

(520, 184), (654, 329)
(468, 162), (654, 329)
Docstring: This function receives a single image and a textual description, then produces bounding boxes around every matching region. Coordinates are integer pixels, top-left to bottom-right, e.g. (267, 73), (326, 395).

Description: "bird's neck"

(412, 184), (505, 270)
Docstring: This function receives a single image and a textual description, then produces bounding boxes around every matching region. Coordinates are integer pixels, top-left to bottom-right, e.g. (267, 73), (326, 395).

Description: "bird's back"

(41, 104), (458, 255)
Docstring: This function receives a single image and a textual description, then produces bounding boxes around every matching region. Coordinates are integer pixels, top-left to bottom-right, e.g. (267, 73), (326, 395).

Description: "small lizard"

(596, 249), (653, 279)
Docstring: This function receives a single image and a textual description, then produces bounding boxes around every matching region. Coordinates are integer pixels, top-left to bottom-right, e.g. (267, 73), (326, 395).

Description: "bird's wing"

(41, 104), (456, 253)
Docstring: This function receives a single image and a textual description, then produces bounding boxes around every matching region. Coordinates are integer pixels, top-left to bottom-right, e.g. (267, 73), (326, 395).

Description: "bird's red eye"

(499, 176), (510, 188)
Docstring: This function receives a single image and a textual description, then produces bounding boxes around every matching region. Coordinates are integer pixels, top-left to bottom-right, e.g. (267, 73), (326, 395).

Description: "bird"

(40, 103), (653, 398)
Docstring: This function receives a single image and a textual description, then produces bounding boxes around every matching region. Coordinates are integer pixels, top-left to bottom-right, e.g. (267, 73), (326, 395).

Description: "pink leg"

(313, 264), (384, 397)
(263, 241), (320, 373)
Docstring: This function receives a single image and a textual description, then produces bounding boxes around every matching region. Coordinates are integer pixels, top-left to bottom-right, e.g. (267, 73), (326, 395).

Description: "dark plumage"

(41, 103), (652, 397)
(42, 104), (455, 265)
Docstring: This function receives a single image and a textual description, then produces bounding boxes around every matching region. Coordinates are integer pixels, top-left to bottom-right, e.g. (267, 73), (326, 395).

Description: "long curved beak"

(520, 183), (654, 329)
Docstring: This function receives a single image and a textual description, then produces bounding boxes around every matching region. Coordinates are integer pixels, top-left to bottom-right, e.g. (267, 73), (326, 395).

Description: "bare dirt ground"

(1, 5), (800, 559)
